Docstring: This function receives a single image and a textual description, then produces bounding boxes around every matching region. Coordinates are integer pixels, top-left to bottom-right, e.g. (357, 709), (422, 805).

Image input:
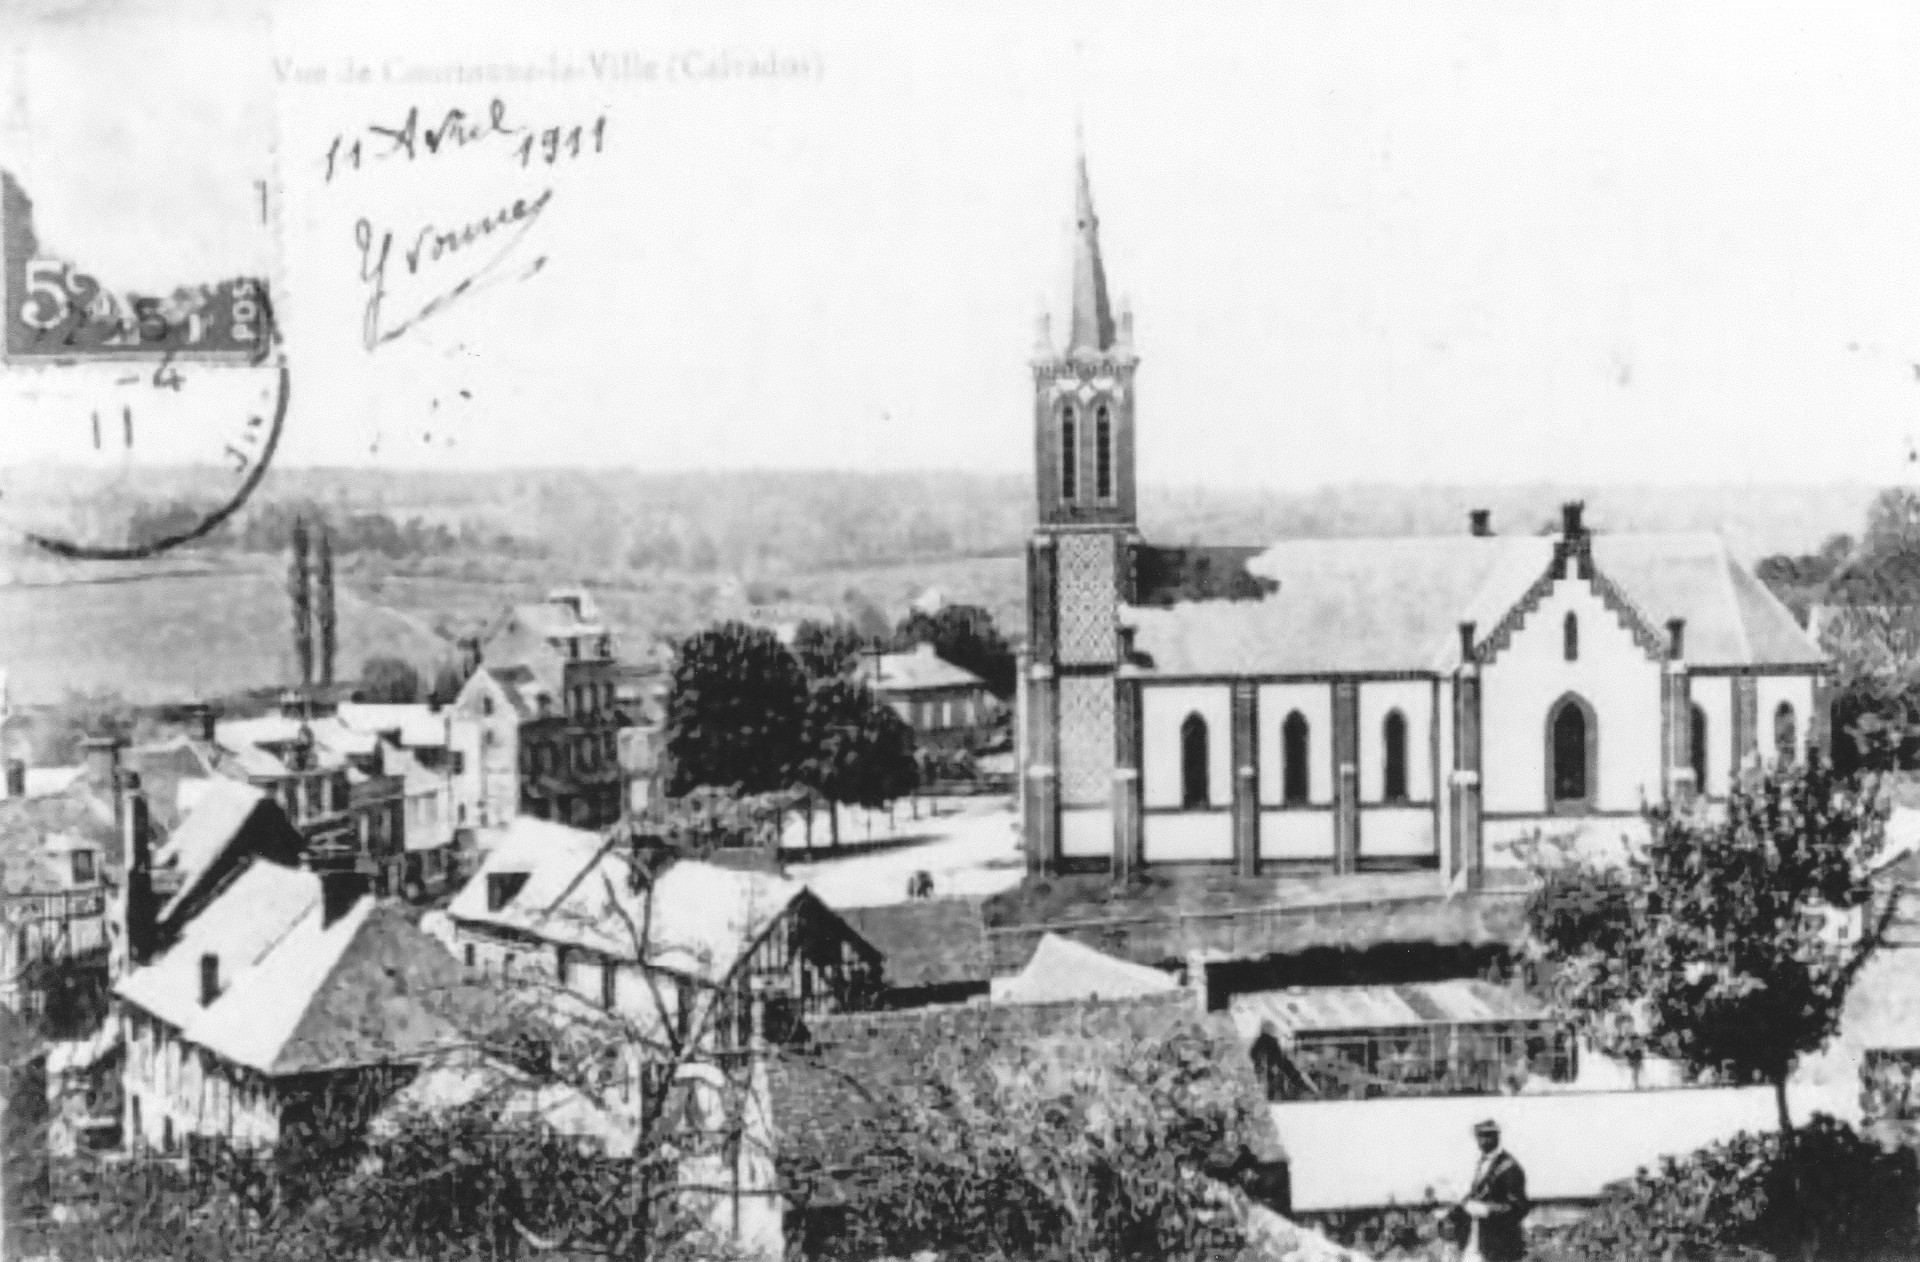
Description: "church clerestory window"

(1282, 712), (1310, 804)
(1775, 702), (1797, 765)
(1181, 713), (1210, 809)
(1383, 710), (1408, 803)
(1060, 405), (1078, 501)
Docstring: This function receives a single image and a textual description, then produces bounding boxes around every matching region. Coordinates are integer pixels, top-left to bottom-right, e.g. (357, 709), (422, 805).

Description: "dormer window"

(70, 851), (95, 885)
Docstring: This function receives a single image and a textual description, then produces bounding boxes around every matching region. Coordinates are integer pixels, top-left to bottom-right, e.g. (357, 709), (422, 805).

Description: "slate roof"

(770, 991), (1285, 1209)
(841, 898), (991, 990)
(854, 643), (986, 694)
(1125, 533), (1824, 678)
(115, 863), (475, 1077)
(152, 779), (304, 924)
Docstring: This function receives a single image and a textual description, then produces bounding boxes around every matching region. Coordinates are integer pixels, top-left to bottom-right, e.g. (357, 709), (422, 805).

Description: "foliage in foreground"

(781, 1015), (1258, 1262)
(31, 1104), (713, 1262)
(1526, 757), (1888, 1117)
(1539, 1116), (1919, 1262)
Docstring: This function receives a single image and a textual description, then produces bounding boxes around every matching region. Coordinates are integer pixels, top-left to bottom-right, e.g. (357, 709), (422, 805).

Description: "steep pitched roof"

(116, 863), (475, 1077)
(1067, 149), (1115, 355)
(153, 779), (304, 924)
(842, 898), (991, 990)
(1124, 532), (1823, 677)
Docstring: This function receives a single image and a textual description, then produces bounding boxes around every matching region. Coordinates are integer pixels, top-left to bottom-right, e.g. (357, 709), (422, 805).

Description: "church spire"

(1067, 147), (1116, 355)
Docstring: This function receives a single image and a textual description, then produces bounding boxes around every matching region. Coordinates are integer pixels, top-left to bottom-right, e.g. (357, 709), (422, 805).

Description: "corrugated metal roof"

(1126, 532), (1823, 678)
(1230, 980), (1548, 1042)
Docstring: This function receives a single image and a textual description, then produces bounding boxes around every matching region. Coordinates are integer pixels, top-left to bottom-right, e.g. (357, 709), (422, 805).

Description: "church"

(1014, 157), (1828, 890)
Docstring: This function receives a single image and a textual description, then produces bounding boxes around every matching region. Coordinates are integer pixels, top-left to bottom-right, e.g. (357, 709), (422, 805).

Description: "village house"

(439, 819), (883, 1050)
(113, 773), (475, 1154)
(334, 703), (470, 896)
(451, 589), (628, 830)
(854, 643), (1002, 754)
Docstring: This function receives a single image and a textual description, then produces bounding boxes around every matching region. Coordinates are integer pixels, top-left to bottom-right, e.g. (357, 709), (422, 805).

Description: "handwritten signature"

(354, 188), (552, 350)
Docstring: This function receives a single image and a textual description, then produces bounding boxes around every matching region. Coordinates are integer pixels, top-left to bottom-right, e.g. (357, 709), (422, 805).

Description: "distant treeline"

(95, 470), (1878, 577)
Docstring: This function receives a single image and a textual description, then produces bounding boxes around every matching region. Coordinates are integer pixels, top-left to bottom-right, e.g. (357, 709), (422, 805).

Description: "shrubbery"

(1542, 1115), (1919, 1262)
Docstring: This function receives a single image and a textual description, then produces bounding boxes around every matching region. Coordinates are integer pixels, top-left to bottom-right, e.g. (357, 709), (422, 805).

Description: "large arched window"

(1181, 713), (1210, 809)
(1282, 711), (1310, 805)
(1095, 405), (1114, 501)
(1548, 694), (1596, 810)
(1775, 702), (1797, 765)
(1059, 405), (1078, 501)
(1563, 612), (1579, 662)
(1383, 710), (1408, 802)
(1691, 703), (1708, 791)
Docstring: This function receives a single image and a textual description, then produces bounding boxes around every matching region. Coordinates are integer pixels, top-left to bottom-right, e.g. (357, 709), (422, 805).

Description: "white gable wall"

(1480, 573), (1664, 815)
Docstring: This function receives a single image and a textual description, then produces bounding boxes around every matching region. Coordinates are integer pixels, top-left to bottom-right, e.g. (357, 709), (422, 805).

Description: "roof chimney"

(199, 953), (220, 1006)
(1667, 618), (1686, 661)
(1469, 509), (1493, 537)
(1561, 501), (1586, 540)
(183, 702), (217, 743)
(320, 865), (369, 928)
(122, 770), (157, 967)
(3, 759), (22, 799)
(80, 735), (124, 787)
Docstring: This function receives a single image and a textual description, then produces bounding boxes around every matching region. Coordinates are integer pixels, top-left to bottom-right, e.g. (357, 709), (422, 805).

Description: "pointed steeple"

(1067, 147), (1116, 355)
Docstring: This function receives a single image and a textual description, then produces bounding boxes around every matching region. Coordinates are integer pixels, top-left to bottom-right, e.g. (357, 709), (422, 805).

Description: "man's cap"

(1473, 1119), (1500, 1137)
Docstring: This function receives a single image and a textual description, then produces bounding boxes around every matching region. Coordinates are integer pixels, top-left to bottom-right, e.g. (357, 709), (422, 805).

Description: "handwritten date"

(323, 101), (606, 180)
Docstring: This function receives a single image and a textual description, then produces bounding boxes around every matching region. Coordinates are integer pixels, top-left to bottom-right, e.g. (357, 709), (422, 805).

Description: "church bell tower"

(1022, 148), (1141, 875)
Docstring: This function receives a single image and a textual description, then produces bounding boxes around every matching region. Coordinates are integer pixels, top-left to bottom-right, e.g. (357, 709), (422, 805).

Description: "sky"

(3, 0), (1920, 488)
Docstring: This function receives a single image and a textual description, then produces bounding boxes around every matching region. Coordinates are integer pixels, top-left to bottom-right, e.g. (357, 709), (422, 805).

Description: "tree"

(791, 619), (872, 681)
(893, 603), (1016, 699)
(316, 524), (337, 687)
(797, 679), (919, 846)
(426, 659), (469, 707)
(288, 516), (313, 688)
(358, 656), (422, 705)
(1528, 756), (1891, 1250)
(665, 622), (809, 797)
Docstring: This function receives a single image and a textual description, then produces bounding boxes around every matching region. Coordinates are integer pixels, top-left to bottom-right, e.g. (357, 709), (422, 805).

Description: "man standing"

(1462, 1119), (1529, 1260)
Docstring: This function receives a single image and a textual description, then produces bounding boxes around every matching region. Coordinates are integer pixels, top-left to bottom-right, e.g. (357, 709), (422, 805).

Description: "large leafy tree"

(790, 618), (873, 682)
(665, 622), (809, 796)
(1528, 756), (1891, 1239)
(357, 656), (422, 705)
(797, 678), (919, 846)
(893, 603), (1016, 699)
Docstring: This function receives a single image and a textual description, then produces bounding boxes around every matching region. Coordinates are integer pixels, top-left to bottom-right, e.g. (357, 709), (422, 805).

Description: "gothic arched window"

(1181, 713), (1210, 809)
(1775, 702), (1797, 765)
(1060, 405), (1078, 501)
(1689, 703), (1708, 792)
(1282, 711), (1310, 804)
(1549, 694), (1596, 809)
(1383, 710), (1408, 802)
(1095, 405), (1114, 501)
(1563, 612), (1579, 662)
